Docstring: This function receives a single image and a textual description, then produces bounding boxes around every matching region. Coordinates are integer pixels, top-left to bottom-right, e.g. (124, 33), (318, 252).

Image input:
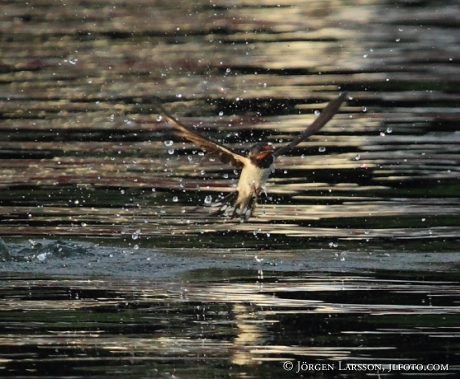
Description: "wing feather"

(152, 100), (249, 168)
(273, 92), (347, 158)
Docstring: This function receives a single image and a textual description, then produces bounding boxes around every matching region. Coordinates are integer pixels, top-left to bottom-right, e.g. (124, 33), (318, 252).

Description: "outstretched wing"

(152, 100), (249, 169)
(273, 92), (347, 158)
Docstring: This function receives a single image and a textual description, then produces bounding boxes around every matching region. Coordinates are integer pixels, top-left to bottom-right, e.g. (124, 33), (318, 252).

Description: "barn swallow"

(153, 92), (347, 221)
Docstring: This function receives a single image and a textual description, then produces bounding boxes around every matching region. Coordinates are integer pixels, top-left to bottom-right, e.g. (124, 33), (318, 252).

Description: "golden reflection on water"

(1, 0), (460, 377)
(1, 273), (456, 372)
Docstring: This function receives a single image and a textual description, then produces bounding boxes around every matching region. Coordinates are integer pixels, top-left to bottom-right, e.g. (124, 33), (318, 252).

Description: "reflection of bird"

(153, 92), (347, 221)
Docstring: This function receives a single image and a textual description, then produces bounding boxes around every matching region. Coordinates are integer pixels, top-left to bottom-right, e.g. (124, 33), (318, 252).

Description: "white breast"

(237, 162), (274, 197)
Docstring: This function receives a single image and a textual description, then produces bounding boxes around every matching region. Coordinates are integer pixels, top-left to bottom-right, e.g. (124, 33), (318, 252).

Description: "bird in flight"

(153, 92), (347, 222)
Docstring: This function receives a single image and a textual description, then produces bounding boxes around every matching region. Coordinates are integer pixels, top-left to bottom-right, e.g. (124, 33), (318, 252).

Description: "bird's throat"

(251, 152), (274, 169)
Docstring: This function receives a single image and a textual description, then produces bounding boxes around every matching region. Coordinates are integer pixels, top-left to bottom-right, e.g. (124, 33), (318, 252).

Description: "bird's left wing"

(273, 92), (347, 158)
(152, 100), (249, 169)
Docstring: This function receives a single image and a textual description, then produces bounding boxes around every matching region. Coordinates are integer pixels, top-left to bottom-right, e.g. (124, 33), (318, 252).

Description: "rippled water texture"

(1, 0), (460, 377)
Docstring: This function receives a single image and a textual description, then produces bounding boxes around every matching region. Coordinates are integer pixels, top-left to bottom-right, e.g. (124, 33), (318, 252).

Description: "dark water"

(2, 238), (460, 378)
(1, 0), (460, 377)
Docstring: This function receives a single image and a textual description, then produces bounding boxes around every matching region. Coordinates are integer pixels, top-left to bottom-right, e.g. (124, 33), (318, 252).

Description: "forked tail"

(211, 191), (257, 222)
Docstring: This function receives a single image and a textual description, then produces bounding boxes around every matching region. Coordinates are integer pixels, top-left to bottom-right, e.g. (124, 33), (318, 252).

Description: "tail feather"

(211, 191), (257, 222)
(231, 195), (257, 222)
(212, 192), (238, 216)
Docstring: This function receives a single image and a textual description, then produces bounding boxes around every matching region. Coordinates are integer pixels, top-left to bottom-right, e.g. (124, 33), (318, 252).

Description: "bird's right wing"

(152, 100), (249, 169)
(273, 92), (347, 158)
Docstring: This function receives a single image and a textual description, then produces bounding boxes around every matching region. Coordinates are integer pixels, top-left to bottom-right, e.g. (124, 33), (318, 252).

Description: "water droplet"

(219, 111), (224, 116)
(395, 38), (400, 42)
(361, 106), (367, 113)
(314, 110), (320, 116)
(354, 154), (361, 161)
(37, 253), (48, 261)
(172, 196), (178, 202)
(156, 115), (162, 122)
(68, 58), (78, 65)
(132, 229), (141, 240)
(386, 127), (393, 134)
(363, 54), (368, 58)
(176, 93), (182, 98)
(204, 195), (212, 205)
(380, 132), (386, 137)
(164, 140), (174, 147)
(318, 146), (326, 153)
(168, 149), (174, 155)
(225, 68), (231, 73)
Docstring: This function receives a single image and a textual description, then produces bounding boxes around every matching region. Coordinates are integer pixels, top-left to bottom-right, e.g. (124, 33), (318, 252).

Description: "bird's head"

(248, 142), (275, 167)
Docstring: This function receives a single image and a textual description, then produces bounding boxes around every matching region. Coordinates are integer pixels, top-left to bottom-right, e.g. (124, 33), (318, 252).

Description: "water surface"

(1, 0), (460, 377)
